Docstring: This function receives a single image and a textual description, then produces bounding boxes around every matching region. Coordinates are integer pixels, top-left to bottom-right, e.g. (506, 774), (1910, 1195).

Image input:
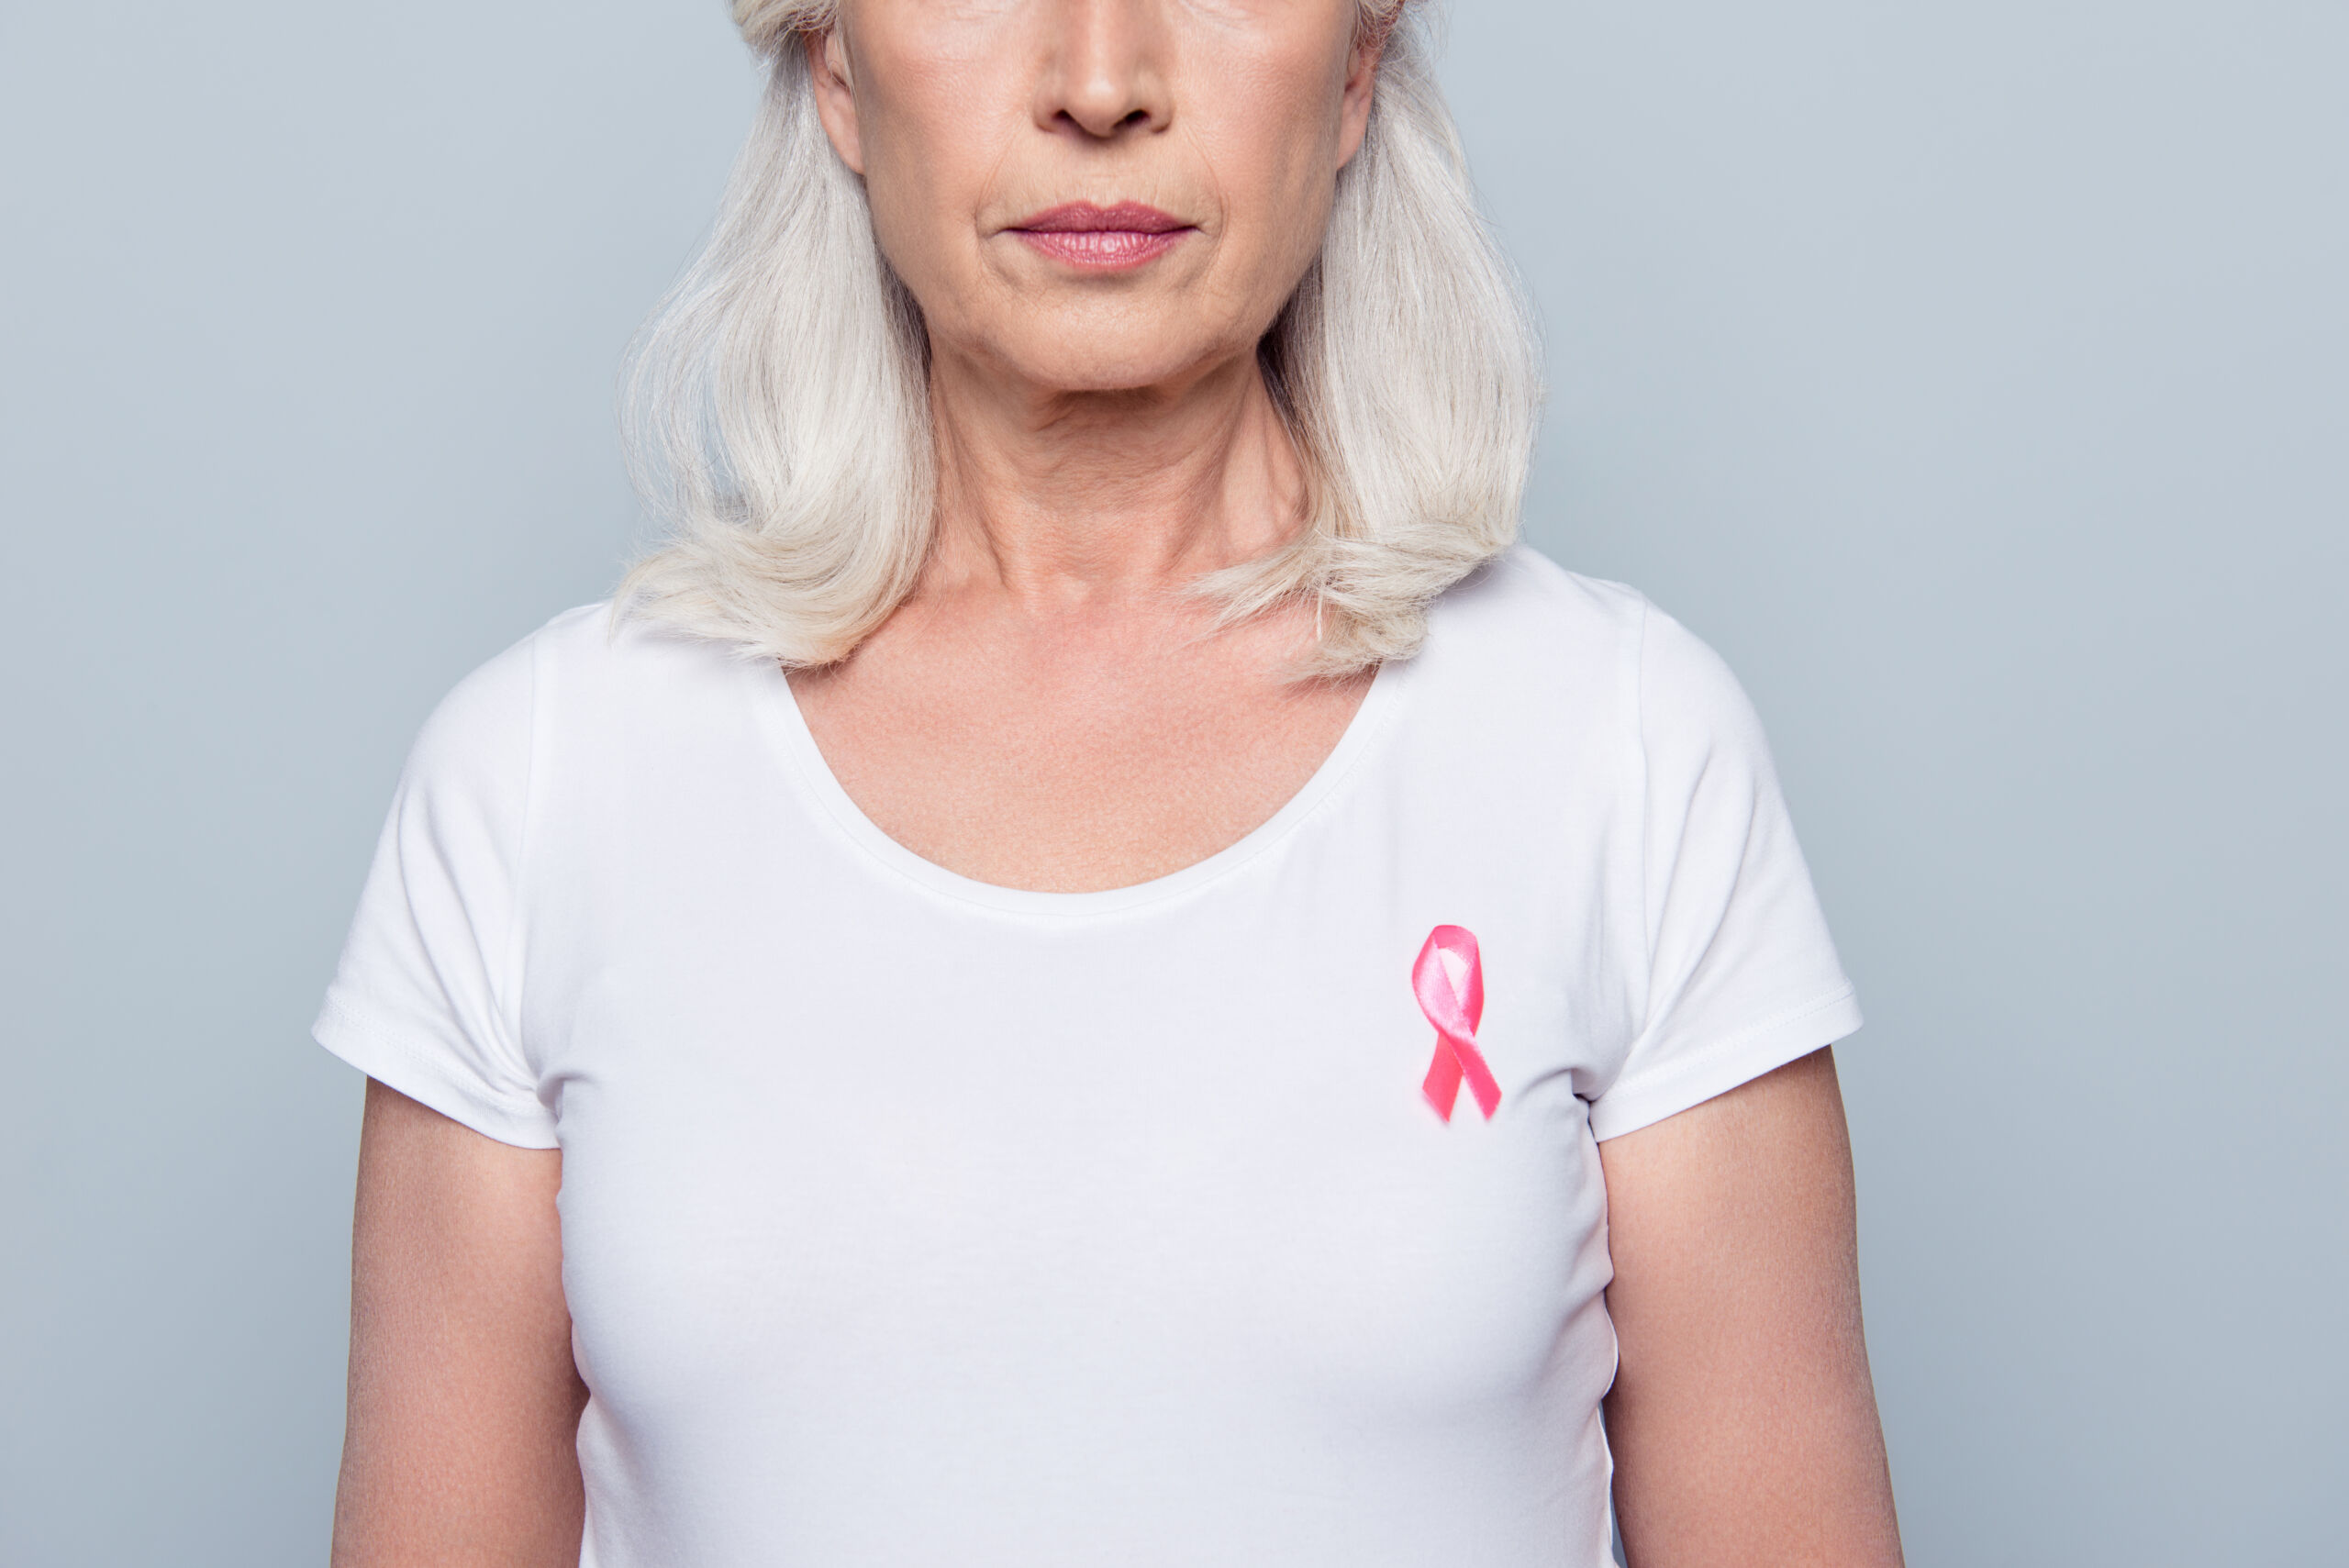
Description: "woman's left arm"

(1599, 1046), (1904, 1566)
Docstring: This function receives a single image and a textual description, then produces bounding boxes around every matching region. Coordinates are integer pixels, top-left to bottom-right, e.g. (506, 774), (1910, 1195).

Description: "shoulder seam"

(1629, 593), (1656, 1043)
(500, 625), (546, 1075)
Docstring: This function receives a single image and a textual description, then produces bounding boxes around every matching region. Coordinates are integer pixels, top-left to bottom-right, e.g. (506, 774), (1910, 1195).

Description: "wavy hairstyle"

(620, 0), (1539, 676)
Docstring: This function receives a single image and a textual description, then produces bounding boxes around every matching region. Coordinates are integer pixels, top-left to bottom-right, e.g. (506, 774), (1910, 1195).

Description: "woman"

(320, 1), (1905, 1563)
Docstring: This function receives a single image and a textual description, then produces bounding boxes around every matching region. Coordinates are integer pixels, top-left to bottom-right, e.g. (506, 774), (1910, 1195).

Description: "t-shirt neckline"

(753, 649), (1414, 919)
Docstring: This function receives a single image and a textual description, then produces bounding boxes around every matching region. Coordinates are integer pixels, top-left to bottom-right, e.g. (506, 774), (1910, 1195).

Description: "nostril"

(1053, 106), (1155, 136)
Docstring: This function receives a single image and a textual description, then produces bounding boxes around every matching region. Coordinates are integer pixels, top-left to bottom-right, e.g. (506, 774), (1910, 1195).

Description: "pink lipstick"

(1007, 202), (1194, 272)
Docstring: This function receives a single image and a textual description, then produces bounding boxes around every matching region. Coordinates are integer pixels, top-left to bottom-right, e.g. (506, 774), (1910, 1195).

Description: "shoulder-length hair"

(619, 0), (1539, 677)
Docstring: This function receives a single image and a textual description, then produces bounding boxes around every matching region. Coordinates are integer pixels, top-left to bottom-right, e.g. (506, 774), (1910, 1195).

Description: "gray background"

(2, 1), (2341, 1562)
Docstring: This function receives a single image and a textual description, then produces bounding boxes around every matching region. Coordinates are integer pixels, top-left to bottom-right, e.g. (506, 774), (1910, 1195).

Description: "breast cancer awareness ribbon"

(1414, 925), (1501, 1122)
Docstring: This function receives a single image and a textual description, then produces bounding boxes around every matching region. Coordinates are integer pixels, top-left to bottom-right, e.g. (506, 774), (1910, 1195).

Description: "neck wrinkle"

(921, 345), (1311, 617)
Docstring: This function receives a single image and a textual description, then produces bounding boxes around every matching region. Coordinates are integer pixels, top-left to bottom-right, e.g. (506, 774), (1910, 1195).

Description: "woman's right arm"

(333, 1078), (587, 1568)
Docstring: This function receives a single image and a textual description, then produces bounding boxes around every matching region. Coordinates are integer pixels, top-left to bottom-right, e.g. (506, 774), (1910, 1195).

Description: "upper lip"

(1008, 202), (1190, 234)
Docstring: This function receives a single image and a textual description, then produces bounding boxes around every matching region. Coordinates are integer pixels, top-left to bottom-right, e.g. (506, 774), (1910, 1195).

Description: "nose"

(1036, 0), (1172, 140)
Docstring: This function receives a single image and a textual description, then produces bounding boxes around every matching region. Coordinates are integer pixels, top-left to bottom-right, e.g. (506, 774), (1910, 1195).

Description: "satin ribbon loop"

(1414, 925), (1501, 1122)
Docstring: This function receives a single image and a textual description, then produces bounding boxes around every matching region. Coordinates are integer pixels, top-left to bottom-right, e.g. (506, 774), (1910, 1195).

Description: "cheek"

(1193, 71), (1346, 273)
(860, 134), (959, 301)
(849, 50), (1008, 304)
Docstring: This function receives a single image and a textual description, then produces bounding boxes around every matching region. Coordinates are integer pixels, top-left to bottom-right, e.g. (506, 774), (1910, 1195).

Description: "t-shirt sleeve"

(312, 634), (554, 1148)
(1586, 601), (1863, 1141)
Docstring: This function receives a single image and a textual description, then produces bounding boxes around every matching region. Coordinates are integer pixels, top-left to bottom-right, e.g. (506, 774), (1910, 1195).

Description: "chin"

(1020, 355), (1198, 395)
(990, 313), (1261, 397)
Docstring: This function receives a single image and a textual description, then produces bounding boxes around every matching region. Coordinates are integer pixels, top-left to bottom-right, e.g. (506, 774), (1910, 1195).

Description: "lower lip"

(1011, 228), (1191, 272)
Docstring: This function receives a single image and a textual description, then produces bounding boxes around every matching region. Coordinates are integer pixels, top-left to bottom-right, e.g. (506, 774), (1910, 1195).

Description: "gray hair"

(620, 0), (1540, 676)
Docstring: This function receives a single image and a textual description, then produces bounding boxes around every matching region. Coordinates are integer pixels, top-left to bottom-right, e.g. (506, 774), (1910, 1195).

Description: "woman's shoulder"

(1427, 544), (1769, 749)
(399, 600), (759, 787)
(485, 597), (763, 702)
(526, 597), (761, 690)
(1431, 542), (1650, 655)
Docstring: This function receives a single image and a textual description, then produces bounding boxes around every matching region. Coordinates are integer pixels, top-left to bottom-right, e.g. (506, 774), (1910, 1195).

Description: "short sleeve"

(1587, 603), (1863, 1141)
(312, 634), (554, 1148)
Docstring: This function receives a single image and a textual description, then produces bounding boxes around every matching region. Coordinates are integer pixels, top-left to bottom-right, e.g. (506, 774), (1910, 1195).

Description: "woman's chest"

(530, 858), (1625, 1433)
(518, 673), (1643, 1429)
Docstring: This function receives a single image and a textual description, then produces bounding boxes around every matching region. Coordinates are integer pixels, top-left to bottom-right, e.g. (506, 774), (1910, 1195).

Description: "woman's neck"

(922, 344), (1309, 616)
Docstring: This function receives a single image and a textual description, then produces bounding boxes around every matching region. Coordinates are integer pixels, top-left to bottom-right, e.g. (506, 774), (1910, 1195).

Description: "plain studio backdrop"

(2, 2), (2342, 1562)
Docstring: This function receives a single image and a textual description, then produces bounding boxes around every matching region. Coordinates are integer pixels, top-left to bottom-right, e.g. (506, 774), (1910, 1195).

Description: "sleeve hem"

(313, 996), (560, 1151)
(1587, 985), (1863, 1142)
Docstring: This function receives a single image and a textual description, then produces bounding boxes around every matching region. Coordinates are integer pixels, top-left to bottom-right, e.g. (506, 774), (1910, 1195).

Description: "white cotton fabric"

(316, 546), (1860, 1568)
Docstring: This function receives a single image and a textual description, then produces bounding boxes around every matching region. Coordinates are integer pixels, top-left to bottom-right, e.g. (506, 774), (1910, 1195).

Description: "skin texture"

(334, 1080), (583, 1568)
(334, 3), (1903, 1562)
(1602, 1048), (1905, 1566)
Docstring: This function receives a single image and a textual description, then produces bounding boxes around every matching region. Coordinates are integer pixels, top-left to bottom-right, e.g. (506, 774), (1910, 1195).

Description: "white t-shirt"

(317, 546), (1860, 1568)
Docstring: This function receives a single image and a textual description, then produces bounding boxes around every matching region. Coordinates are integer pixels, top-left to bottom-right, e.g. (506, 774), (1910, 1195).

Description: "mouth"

(1005, 202), (1195, 272)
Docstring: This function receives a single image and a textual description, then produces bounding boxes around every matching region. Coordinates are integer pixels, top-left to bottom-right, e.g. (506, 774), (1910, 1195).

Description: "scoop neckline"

(754, 651), (1413, 918)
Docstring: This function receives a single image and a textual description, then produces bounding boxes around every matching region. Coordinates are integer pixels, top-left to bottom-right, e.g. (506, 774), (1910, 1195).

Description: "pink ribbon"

(1414, 925), (1501, 1122)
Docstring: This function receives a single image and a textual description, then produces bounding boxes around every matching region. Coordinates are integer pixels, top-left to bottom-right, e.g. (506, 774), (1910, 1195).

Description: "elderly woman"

(319, 2), (1904, 1564)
